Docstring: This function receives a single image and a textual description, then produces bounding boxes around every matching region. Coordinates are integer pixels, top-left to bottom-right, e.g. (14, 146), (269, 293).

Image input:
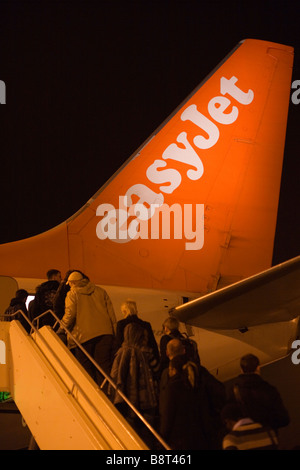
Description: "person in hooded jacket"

(4, 289), (30, 333)
(57, 271), (117, 386)
(53, 269), (89, 320)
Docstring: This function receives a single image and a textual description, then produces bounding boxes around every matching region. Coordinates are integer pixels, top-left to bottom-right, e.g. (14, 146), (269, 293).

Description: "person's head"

(121, 299), (138, 318)
(162, 316), (179, 335)
(63, 269), (89, 284)
(15, 289), (28, 302)
(221, 403), (245, 431)
(47, 269), (62, 282)
(166, 338), (185, 360)
(240, 353), (260, 374)
(66, 270), (86, 288)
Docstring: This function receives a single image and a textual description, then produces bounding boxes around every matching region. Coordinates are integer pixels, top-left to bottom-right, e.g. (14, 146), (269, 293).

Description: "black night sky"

(0, 0), (299, 266)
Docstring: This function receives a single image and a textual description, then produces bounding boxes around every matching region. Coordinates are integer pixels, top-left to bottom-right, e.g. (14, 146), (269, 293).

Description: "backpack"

(232, 381), (290, 430)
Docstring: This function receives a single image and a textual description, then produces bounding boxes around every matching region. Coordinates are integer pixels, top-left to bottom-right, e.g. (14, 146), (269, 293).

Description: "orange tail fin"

(0, 39), (293, 293)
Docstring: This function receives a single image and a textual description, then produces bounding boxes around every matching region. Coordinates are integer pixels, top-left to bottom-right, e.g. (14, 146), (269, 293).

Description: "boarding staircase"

(0, 309), (169, 450)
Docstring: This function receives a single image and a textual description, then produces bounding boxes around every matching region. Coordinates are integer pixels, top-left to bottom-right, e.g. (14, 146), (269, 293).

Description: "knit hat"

(66, 271), (84, 285)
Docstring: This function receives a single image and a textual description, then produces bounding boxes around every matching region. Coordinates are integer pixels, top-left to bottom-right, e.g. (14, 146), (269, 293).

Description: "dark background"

(0, 0), (299, 265)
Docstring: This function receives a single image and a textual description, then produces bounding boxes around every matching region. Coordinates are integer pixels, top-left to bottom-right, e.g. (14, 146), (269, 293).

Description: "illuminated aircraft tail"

(0, 39), (294, 293)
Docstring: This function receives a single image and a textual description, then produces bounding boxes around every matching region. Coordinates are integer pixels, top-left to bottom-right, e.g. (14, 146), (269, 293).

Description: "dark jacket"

(159, 371), (209, 450)
(227, 373), (290, 431)
(109, 323), (159, 417)
(29, 280), (60, 328)
(53, 281), (71, 320)
(159, 329), (183, 374)
(158, 329), (202, 375)
(4, 298), (30, 333)
(159, 359), (226, 449)
(115, 315), (160, 363)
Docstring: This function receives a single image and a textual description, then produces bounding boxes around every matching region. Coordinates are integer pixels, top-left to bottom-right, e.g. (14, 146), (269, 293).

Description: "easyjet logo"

(96, 76), (254, 249)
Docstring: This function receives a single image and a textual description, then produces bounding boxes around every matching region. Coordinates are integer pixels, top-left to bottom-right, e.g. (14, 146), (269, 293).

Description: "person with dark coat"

(159, 338), (226, 450)
(159, 354), (210, 450)
(159, 316), (201, 376)
(4, 289), (30, 333)
(109, 322), (159, 445)
(226, 353), (290, 433)
(159, 317), (184, 374)
(115, 300), (160, 363)
(29, 269), (61, 328)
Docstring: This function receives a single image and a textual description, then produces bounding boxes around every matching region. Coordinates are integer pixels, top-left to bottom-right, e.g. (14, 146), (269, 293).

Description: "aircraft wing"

(172, 256), (300, 330)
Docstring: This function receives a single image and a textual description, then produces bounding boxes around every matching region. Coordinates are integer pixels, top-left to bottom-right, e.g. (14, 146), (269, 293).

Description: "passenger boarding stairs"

(0, 310), (169, 450)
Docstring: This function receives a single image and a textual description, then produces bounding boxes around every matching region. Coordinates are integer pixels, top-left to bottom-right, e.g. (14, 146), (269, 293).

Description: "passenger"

(53, 269), (89, 321)
(46, 269), (62, 283)
(109, 322), (159, 443)
(159, 317), (183, 373)
(226, 353), (290, 435)
(159, 316), (201, 375)
(159, 338), (185, 398)
(159, 354), (209, 450)
(159, 338), (226, 449)
(56, 271), (116, 386)
(4, 289), (31, 333)
(221, 403), (279, 450)
(28, 269), (61, 328)
(115, 299), (160, 363)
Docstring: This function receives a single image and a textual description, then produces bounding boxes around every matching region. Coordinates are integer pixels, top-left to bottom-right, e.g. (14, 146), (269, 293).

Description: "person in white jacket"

(58, 270), (117, 386)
